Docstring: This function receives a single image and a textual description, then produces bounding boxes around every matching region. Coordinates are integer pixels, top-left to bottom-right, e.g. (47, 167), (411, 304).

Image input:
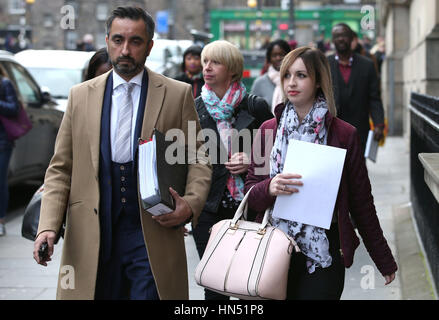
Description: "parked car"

(1, 53), (63, 186)
(14, 50), (95, 112)
(146, 39), (182, 78)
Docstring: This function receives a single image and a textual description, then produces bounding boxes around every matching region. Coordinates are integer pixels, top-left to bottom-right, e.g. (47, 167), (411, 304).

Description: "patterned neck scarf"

(269, 95), (332, 274)
(201, 81), (247, 201)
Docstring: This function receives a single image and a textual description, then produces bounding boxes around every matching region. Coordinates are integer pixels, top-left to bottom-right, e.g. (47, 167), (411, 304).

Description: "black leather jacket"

(195, 93), (273, 214)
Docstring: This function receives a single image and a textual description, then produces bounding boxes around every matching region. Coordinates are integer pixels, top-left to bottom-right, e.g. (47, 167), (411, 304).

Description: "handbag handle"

(230, 186), (301, 253)
(230, 186), (270, 232)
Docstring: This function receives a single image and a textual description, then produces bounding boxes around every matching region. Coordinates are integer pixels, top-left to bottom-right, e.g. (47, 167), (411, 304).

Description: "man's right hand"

(33, 231), (56, 267)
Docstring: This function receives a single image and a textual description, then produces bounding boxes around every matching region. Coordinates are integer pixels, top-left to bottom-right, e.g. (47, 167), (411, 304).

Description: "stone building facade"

(378, 0), (439, 137)
(0, 0), (378, 51)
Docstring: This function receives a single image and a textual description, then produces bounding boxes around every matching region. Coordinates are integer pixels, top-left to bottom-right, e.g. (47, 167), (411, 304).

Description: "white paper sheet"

(272, 139), (347, 230)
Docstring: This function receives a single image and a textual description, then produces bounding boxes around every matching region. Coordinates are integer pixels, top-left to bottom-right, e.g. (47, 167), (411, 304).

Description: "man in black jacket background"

(328, 23), (384, 154)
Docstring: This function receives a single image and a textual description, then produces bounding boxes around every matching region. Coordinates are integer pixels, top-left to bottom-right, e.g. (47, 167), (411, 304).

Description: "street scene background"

(0, 0), (438, 301)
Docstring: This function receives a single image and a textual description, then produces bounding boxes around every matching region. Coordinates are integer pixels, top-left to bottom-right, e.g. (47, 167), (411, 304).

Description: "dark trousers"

(192, 206), (237, 300)
(286, 223), (345, 300)
(95, 225), (159, 300)
(0, 146), (12, 220)
(95, 162), (159, 300)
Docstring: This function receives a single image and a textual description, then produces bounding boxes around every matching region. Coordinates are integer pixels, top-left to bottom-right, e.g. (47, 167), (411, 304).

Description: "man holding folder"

(33, 6), (212, 300)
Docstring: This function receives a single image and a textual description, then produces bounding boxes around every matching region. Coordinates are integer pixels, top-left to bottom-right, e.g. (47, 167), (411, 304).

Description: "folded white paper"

(272, 139), (347, 230)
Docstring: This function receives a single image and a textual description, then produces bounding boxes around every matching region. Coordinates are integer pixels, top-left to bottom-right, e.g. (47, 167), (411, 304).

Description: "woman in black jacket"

(175, 45), (204, 98)
(192, 40), (273, 300)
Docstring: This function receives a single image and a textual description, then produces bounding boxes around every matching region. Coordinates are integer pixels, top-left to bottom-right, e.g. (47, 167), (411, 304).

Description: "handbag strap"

(231, 186), (270, 231)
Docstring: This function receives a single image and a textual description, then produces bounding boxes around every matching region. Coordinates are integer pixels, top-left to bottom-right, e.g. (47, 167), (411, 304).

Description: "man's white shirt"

(110, 70), (144, 162)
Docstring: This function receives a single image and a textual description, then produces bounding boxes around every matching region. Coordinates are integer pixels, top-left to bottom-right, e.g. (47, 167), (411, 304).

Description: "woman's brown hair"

(279, 46), (337, 116)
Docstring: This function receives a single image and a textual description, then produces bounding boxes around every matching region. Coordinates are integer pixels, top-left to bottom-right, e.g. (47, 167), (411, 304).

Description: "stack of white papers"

(138, 135), (162, 213)
(272, 139), (347, 230)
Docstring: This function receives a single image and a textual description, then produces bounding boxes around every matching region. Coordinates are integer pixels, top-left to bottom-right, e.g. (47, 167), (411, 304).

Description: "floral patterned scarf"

(201, 81), (247, 201)
(269, 95), (332, 273)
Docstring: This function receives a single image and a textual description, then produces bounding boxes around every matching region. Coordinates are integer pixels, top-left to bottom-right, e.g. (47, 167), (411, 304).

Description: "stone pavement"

(0, 137), (436, 300)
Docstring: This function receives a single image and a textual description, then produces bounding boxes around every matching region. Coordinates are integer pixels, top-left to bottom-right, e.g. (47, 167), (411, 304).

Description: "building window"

(95, 32), (106, 49)
(96, 3), (108, 21)
(9, 0), (25, 15)
(65, 31), (78, 50)
(43, 13), (54, 28)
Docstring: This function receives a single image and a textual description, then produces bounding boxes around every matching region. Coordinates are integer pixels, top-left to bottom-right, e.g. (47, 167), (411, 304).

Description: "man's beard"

(112, 56), (143, 76)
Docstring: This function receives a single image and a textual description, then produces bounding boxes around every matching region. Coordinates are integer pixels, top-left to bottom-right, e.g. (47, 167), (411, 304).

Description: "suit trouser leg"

(95, 227), (159, 300)
(120, 229), (159, 300)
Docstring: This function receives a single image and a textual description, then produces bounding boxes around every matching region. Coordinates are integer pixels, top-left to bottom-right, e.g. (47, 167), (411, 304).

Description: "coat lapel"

(86, 71), (110, 176)
(140, 68), (165, 140)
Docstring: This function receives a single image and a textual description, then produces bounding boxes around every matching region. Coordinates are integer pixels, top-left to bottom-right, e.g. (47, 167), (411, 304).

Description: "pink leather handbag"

(195, 187), (300, 300)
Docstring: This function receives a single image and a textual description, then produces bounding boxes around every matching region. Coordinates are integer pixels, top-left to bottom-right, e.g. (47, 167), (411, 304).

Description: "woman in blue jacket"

(0, 66), (20, 236)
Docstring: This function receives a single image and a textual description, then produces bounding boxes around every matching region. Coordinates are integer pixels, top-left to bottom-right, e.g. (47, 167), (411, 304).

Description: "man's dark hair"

(85, 47), (110, 81)
(332, 23), (354, 39)
(265, 39), (291, 63)
(106, 6), (155, 41)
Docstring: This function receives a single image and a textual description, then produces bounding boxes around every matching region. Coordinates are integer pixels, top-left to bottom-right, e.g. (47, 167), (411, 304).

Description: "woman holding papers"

(192, 40), (273, 300)
(244, 46), (397, 300)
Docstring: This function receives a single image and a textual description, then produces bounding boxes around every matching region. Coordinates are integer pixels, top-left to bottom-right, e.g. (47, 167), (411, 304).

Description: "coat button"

(121, 198), (126, 203)
(121, 176), (125, 182)
(121, 187), (126, 192)
(120, 165), (125, 171)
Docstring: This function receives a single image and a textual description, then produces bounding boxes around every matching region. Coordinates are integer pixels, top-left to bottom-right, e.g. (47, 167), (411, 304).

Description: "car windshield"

(25, 67), (83, 99)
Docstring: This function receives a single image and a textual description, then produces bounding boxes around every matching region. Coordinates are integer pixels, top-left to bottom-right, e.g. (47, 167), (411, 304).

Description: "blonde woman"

(244, 47), (397, 299)
(192, 40), (273, 300)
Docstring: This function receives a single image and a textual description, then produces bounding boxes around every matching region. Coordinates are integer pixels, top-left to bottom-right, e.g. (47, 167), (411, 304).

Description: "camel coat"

(37, 68), (212, 300)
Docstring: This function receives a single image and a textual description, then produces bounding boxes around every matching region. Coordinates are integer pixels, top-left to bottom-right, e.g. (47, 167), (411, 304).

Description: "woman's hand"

(384, 272), (396, 285)
(269, 173), (303, 196)
(225, 152), (250, 175)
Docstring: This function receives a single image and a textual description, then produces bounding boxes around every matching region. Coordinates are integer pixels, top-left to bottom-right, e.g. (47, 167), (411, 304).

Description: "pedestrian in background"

(192, 40), (272, 300)
(244, 46), (397, 299)
(175, 45), (204, 99)
(33, 6), (212, 300)
(251, 39), (291, 112)
(84, 47), (112, 81)
(328, 23), (384, 153)
(0, 66), (20, 236)
(351, 31), (379, 76)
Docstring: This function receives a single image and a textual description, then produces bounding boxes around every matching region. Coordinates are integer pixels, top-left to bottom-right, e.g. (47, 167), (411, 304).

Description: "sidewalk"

(0, 137), (435, 300)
